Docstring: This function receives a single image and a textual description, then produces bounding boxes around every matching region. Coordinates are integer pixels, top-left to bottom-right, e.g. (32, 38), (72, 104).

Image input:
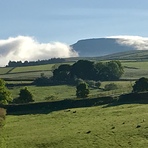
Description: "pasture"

(0, 60), (148, 148)
(1, 104), (148, 148)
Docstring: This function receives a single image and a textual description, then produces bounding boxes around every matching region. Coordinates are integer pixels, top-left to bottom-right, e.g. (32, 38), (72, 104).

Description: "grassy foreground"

(0, 108), (6, 148)
(1, 104), (148, 148)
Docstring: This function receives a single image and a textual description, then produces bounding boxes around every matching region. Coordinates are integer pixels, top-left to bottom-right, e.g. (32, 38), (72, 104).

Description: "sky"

(1, 0), (148, 44)
(1, 0), (148, 66)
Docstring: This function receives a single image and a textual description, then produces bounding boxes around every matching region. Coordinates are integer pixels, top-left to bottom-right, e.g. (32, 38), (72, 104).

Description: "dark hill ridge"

(97, 50), (148, 60)
(71, 38), (136, 57)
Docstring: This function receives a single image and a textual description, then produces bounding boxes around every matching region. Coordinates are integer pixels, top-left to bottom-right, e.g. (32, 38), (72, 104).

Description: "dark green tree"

(0, 79), (12, 104)
(133, 77), (148, 92)
(94, 61), (124, 81)
(76, 82), (89, 98)
(71, 60), (95, 80)
(53, 64), (71, 81)
(13, 87), (34, 104)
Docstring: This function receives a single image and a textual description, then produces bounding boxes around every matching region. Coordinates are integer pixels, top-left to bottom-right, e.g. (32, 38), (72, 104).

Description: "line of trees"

(7, 58), (66, 67)
(52, 60), (124, 82)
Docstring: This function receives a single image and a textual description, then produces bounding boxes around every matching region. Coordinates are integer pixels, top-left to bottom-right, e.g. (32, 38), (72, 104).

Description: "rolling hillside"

(71, 37), (148, 57)
(97, 50), (148, 60)
(71, 38), (135, 57)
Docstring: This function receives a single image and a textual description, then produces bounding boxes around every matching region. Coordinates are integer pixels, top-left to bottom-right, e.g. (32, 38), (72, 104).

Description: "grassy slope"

(0, 60), (147, 147)
(122, 61), (148, 79)
(1, 104), (147, 148)
(0, 108), (6, 148)
(97, 50), (148, 60)
(9, 81), (133, 102)
(0, 60), (148, 80)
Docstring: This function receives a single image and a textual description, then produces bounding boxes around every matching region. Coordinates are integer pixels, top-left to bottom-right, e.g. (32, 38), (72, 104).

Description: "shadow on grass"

(1, 92), (148, 115)
(1, 96), (115, 115)
(103, 92), (148, 108)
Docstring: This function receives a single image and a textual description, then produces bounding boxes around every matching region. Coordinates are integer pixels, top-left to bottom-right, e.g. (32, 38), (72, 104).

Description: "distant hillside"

(71, 38), (136, 57)
(97, 50), (148, 60)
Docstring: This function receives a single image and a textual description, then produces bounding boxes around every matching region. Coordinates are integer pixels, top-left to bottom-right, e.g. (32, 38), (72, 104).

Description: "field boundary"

(1, 92), (148, 115)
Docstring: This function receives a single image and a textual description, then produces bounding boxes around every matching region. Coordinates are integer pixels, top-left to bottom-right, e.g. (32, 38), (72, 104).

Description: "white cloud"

(0, 36), (79, 66)
(107, 35), (148, 50)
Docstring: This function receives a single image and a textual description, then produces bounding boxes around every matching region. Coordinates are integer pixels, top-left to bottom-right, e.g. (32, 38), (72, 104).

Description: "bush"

(13, 87), (34, 104)
(104, 83), (118, 91)
(95, 81), (101, 89)
(0, 79), (12, 105)
(133, 77), (148, 92)
(45, 95), (58, 101)
(76, 82), (89, 98)
(85, 80), (95, 88)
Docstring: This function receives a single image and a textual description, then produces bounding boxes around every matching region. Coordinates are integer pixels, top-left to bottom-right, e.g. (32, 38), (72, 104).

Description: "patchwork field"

(0, 60), (148, 148)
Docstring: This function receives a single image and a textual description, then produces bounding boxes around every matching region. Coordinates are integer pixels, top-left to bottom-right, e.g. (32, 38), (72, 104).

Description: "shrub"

(76, 82), (89, 98)
(95, 81), (101, 88)
(104, 83), (118, 91)
(0, 79), (12, 105)
(85, 80), (95, 88)
(133, 77), (148, 92)
(13, 87), (34, 104)
(45, 95), (58, 101)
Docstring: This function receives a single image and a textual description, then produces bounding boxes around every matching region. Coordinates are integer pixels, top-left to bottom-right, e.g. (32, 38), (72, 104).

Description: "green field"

(122, 61), (148, 79)
(8, 81), (133, 102)
(1, 104), (147, 148)
(0, 60), (148, 80)
(0, 60), (148, 148)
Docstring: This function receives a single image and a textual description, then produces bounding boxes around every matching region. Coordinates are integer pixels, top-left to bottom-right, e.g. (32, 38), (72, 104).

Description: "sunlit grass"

(2, 104), (148, 148)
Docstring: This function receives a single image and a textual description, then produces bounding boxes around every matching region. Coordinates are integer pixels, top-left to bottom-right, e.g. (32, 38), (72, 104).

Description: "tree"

(76, 82), (89, 98)
(13, 87), (34, 104)
(0, 79), (12, 104)
(53, 64), (71, 81)
(107, 61), (124, 80)
(71, 60), (95, 80)
(94, 61), (124, 81)
(133, 77), (148, 92)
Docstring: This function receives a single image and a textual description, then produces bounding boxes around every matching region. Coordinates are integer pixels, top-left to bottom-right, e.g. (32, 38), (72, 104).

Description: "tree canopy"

(0, 79), (12, 104)
(13, 87), (34, 104)
(52, 60), (124, 82)
(76, 82), (89, 98)
(133, 77), (148, 92)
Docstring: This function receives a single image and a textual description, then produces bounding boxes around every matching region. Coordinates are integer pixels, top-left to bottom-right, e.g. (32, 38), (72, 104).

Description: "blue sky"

(1, 0), (148, 44)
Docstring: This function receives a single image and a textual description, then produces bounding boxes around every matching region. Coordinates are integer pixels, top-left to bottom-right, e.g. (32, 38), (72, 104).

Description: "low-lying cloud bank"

(0, 36), (79, 66)
(107, 35), (148, 50)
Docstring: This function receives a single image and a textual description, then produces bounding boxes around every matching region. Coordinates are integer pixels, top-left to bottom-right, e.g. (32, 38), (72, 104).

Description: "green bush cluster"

(76, 82), (89, 98)
(104, 83), (118, 91)
(13, 87), (34, 104)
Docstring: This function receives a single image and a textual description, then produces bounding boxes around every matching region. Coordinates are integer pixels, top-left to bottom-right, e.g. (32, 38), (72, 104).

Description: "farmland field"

(8, 81), (133, 102)
(0, 60), (148, 148)
(1, 104), (148, 148)
(122, 61), (148, 79)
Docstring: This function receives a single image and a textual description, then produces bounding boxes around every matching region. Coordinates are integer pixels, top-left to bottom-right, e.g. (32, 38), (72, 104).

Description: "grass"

(8, 81), (133, 102)
(0, 108), (6, 148)
(122, 61), (148, 79)
(0, 108), (6, 126)
(0, 71), (53, 80)
(9, 64), (54, 73)
(0, 67), (13, 75)
(9, 85), (76, 102)
(0, 60), (148, 80)
(0, 60), (148, 147)
(1, 104), (147, 148)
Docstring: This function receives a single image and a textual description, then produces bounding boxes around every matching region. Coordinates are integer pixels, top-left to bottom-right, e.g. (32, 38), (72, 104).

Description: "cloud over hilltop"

(0, 36), (78, 66)
(107, 35), (148, 50)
